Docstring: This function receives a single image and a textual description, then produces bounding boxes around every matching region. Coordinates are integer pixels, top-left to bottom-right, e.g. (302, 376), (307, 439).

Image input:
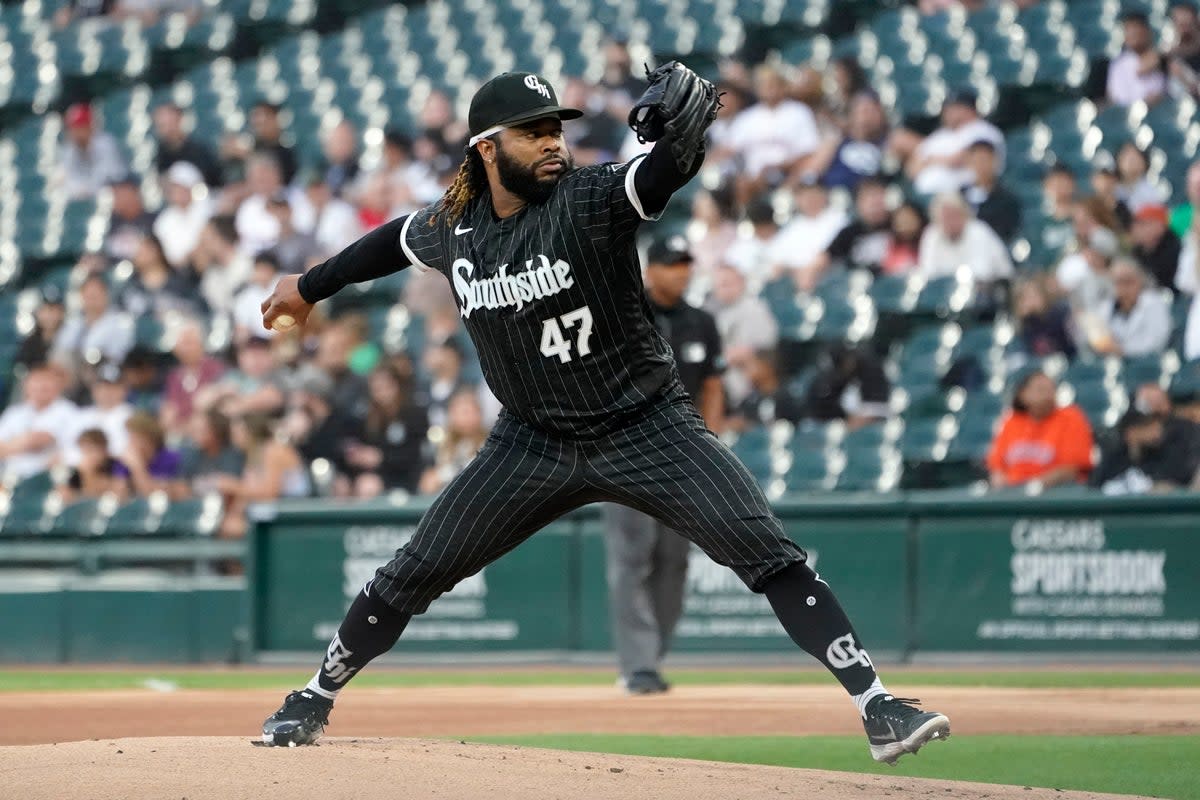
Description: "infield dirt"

(0, 736), (1163, 800)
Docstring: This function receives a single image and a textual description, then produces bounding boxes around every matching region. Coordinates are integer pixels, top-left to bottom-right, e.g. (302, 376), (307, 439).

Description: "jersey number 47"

(540, 305), (594, 363)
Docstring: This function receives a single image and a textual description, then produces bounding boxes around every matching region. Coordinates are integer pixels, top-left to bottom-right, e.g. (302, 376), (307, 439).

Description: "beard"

(494, 144), (574, 205)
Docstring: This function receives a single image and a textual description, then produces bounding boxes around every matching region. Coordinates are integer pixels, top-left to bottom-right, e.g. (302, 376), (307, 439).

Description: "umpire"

(605, 235), (724, 694)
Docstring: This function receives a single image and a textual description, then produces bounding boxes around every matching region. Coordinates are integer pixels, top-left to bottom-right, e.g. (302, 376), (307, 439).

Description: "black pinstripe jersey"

(399, 155), (681, 438)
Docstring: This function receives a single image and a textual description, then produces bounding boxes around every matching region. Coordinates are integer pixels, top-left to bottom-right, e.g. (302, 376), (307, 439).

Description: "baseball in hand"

(272, 314), (297, 332)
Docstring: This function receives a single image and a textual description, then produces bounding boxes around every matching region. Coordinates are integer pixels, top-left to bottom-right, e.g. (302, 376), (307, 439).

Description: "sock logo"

(323, 634), (359, 684)
(826, 633), (873, 669)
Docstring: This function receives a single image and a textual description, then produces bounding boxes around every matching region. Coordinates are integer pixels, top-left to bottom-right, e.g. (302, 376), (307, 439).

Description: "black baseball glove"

(628, 61), (721, 174)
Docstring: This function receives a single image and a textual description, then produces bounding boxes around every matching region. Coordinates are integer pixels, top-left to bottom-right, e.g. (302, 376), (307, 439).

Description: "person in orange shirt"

(987, 370), (1095, 488)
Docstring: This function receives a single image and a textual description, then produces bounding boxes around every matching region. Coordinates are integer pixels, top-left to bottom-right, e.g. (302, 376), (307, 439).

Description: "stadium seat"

(159, 494), (223, 537)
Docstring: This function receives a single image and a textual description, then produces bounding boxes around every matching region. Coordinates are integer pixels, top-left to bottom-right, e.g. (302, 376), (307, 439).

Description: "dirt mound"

(2, 685), (1198, 746)
(0, 737), (1155, 800)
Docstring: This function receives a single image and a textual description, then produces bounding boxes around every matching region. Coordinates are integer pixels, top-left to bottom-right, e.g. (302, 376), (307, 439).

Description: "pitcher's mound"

(0, 736), (1150, 800)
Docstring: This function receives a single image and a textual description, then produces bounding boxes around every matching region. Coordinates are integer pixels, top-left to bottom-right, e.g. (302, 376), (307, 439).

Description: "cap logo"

(524, 75), (551, 100)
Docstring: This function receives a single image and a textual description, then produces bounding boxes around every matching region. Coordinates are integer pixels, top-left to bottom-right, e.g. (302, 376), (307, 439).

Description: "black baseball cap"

(467, 72), (583, 146)
(646, 235), (693, 266)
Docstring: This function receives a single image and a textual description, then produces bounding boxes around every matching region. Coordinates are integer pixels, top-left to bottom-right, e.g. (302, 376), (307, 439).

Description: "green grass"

(1, 668), (1198, 693)
(470, 734), (1200, 800)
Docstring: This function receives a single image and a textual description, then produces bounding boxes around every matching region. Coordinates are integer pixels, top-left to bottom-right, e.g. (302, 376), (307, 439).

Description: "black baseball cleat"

(261, 690), (334, 747)
(623, 670), (670, 695)
(863, 694), (950, 765)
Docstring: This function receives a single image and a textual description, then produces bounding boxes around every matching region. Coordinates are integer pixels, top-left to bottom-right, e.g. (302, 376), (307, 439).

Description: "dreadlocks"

(431, 146), (488, 227)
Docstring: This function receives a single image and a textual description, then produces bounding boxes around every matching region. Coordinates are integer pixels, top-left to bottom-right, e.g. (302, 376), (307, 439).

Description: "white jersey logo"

(452, 255), (575, 318)
(524, 74), (551, 99)
(454, 224), (474, 235)
(826, 633), (874, 669)
(322, 633), (359, 684)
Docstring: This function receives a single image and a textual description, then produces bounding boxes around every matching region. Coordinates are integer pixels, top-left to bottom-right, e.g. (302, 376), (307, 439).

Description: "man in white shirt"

(153, 161), (214, 268)
(66, 362), (134, 466)
(723, 65), (821, 204)
(304, 172), (362, 256)
(724, 197), (781, 286)
(53, 274), (134, 366)
(193, 216), (253, 316)
(1099, 259), (1172, 356)
(234, 252), (283, 342)
(707, 264), (780, 405)
(1107, 11), (1167, 106)
(769, 179), (849, 288)
(902, 90), (1006, 196)
(234, 152), (315, 257)
(917, 192), (1014, 286)
(0, 364), (79, 480)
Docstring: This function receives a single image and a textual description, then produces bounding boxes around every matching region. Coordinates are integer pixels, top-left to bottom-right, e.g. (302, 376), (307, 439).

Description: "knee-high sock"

(305, 586), (411, 700)
(762, 562), (888, 716)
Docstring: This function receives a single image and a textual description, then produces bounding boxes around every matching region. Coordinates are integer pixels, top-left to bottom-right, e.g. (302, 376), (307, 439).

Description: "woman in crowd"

(879, 200), (926, 275)
(60, 428), (127, 502)
(418, 388), (488, 496)
(1115, 142), (1166, 215)
(987, 370), (1094, 490)
(344, 364), (429, 497)
(120, 411), (183, 497)
(1013, 277), (1076, 359)
(218, 413), (309, 539)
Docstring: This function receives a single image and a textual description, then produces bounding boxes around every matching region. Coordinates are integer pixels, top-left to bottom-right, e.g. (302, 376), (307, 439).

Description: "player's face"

(493, 118), (575, 205)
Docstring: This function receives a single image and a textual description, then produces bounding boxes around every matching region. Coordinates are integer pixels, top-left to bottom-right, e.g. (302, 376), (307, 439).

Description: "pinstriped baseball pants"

(369, 389), (807, 615)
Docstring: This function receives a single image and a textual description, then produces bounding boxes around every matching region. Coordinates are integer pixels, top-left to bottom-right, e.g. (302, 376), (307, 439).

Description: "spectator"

(899, 89), (1005, 196)
(60, 428), (127, 503)
(191, 215), (253, 316)
(152, 102), (222, 187)
(802, 344), (890, 429)
(1013, 277), (1076, 359)
(106, 175), (156, 263)
(69, 362), (134, 465)
(561, 77), (625, 165)
(282, 366), (353, 488)
(118, 233), (199, 318)
(987, 370), (1094, 489)
(234, 152), (286, 257)
(202, 335), (286, 418)
(119, 411), (183, 497)
(0, 364), (79, 480)
(113, 0), (202, 26)
(1130, 204), (1183, 292)
(1059, 226), (1119, 338)
(725, 64), (821, 201)
(320, 120), (360, 198)
(304, 172), (361, 256)
(810, 90), (889, 192)
(917, 192), (1014, 287)
(314, 319), (370, 418)
(1107, 11), (1167, 106)
(249, 101), (297, 185)
(418, 389), (488, 495)
(343, 365), (429, 497)
(16, 288), (67, 370)
(880, 200), (926, 275)
(596, 38), (644, 121)
(54, 0), (115, 28)
(154, 161), (213, 268)
(813, 176), (894, 275)
(419, 338), (468, 430)
(708, 264), (778, 406)
(57, 102), (127, 200)
(266, 193), (320, 275)
(362, 129), (441, 207)
(963, 139), (1021, 243)
(1089, 153), (1133, 232)
(1177, 198), (1200, 359)
(1168, 2), (1200, 99)
(234, 252), (282, 343)
(161, 319), (225, 431)
(687, 188), (739, 281)
(1115, 142), (1167, 214)
(724, 197), (781, 283)
(1092, 409), (1200, 493)
(825, 57), (869, 128)
(1134, 382), (1175, 417)
(1096, 259), (1172, 357)
(770, 179), (849, 290)
(725, 349), (807, 431)
(53, 274), (134, 367)
(219, 414), (310, 538)
(121, 347), (165, 414)
(1040, 164), (1079, 257)
(1169, 161), (1200, 237)
(416, 90), (469, 162)
(177, 409), (244, 498)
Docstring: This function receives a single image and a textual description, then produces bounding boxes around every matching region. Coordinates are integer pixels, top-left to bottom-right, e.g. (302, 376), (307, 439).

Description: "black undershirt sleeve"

(633, 140), (704, 218)
(297, 214), (412, 304)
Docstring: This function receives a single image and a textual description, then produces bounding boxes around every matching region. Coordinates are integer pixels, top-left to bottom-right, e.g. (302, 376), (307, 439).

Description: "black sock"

(762, 562), (879, 696)
(306, 587), (411, 699)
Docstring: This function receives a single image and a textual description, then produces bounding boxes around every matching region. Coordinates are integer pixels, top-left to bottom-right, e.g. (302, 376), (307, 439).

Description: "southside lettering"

(452, 255), (574, 318)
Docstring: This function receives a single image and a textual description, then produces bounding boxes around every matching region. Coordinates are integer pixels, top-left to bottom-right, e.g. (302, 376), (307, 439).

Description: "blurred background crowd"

(4, 0), (1200, 548)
